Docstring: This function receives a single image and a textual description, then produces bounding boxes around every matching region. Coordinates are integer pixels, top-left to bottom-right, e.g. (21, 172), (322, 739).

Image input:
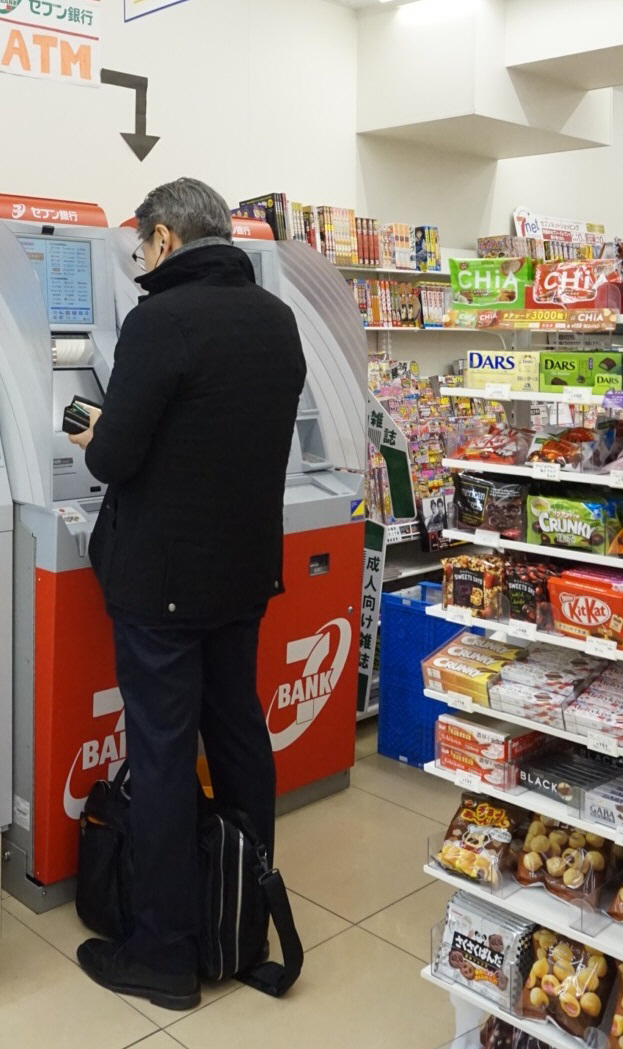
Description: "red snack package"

(534, 259), (621, 307)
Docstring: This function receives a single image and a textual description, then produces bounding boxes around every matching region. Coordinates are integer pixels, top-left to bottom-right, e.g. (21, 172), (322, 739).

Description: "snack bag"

(503, 557), (558, 631)
(454, 473), (527, 540)
(435, 793), (523, 887)
(515, 815), (611, 909)
(442, 554), (505, 621)
(450, 258), (534, 309)
(526, 492), (607, 554)
(608, 964), (623, 1049)
(454, 426), (532, 466)
(521, 927), (616, 1038)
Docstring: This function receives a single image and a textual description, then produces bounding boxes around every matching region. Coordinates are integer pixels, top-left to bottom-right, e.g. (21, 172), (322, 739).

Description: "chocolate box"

(436, 712), (545, 762)
(465, 349), (540, 392)
(548, 571), (623, 648)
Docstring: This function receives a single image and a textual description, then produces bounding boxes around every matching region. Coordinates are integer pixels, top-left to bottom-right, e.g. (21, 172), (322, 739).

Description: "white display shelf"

(422, 864), (623, 957)
(421, 966), (586, 1049)
(442, 529), (623, 569)
(422, 686), (595, 749)
(339, 265), (449, 278)
(442, 458), (623, 490)
(440, 386), (604, 405)
(422, 761), (622, 845)
(425, 603), (623, 662)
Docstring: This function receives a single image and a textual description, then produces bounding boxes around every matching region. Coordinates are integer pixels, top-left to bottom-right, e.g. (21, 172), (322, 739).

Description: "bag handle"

(238, 855), (304, 997)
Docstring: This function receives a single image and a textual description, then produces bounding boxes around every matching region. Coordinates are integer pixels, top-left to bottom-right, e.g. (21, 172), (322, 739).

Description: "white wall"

(0, 0), (358, 225)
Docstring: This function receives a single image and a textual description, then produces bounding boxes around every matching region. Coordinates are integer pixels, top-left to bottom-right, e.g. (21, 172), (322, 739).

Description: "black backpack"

(76, 761), (303, 997)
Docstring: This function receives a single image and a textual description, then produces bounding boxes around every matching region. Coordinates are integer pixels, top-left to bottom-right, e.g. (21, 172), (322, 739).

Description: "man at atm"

(69, 178), (307, 1009)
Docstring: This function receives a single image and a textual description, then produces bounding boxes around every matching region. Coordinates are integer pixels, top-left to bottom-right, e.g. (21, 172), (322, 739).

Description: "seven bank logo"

(266, 618), (352, 752)
(63, 687), (126, 820)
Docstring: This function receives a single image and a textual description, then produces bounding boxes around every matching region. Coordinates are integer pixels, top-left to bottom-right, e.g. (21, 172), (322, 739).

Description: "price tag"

(454, 770), (481, 792)
(533, 462), (561, 482)
(445, 692), (473, 712)
(586, 732), (619, 758)
(563, 387), (590, 404)
(508, 620), (537, 641)
(475, 529), (501, 547)
(586, 637), (618, 659)
(609, 470), (623, 490)
(484, 383), (512, 400)
(446, 607), (473, 626)
(386, 525), (401, 544)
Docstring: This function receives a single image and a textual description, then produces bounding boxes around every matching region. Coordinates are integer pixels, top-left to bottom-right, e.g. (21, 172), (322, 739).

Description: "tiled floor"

(0, 720), (461, 1049)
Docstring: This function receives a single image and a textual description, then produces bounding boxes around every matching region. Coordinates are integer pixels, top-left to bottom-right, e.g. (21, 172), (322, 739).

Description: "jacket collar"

(136, 240), (256, 296)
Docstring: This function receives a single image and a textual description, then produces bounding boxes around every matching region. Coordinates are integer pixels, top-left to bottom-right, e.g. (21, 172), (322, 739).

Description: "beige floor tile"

(269, 891), (351, 959)
(121, 978), (242, 1028)
(360, 880), (454, 962)
(354, 715), (378, 760)
(3, 895), (89, 962)
(275, 787), (439, 922)
(166, 927), (455, 1049)
(0, 910), (157, 1049)
(351, 754), (461, 825)
(132, 1035), (188, 1049)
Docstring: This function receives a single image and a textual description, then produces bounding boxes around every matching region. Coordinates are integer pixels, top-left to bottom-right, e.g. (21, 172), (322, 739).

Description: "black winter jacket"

(86, 242), (307, 627)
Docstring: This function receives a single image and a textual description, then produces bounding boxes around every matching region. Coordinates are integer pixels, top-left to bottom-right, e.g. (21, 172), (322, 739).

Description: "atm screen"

(18, 236), (94, 326)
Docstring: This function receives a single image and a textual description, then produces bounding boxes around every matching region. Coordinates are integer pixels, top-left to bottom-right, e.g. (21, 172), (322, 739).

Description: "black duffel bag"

(76, 761), (303, 997)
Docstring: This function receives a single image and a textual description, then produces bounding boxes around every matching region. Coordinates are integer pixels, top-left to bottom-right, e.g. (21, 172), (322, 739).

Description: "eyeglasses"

(131, 230), (155, 271)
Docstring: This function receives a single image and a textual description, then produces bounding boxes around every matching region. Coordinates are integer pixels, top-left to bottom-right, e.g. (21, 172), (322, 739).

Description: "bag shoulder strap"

(238, 859), (303, 997)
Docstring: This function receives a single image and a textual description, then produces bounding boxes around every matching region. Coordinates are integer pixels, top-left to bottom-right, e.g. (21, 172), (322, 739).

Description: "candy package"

(452, 426), (532, 466)
(515, 815), (612, 909)
(434, 793), (523, 887)
(520, 928), (616, 1038)
(454, 473), (528, 540)
(442, 554), (505, 622)
(533, 259), (621, 307)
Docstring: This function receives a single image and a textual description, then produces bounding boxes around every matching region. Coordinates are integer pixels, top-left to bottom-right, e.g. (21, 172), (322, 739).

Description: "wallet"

(62, 395), (102, 436)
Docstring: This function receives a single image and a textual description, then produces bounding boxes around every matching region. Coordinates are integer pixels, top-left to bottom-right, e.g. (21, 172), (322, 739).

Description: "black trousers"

(112, 615), (276, 975)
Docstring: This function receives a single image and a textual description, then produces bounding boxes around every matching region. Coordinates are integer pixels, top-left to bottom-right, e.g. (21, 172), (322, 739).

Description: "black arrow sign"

(100, 68), (160, 162)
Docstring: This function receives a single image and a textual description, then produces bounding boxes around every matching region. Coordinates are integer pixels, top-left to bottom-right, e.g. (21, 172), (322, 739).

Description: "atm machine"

(0, 203), (366, 911)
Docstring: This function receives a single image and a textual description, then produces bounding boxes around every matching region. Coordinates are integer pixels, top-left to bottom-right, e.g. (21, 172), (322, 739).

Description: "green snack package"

(526, 491), (607, 554)
(449, 257), (535, 310)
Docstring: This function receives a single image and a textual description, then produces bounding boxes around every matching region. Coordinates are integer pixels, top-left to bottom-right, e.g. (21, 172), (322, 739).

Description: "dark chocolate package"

(521, 927), (616, 1039)
(503, 557), (559, 630)
(454, 473), (528, 540)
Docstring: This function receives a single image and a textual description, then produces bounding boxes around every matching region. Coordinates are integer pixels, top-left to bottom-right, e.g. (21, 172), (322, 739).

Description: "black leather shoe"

(77, 938), (201, 1011)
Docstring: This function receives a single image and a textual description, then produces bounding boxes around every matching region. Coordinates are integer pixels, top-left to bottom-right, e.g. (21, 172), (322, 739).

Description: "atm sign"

(0, 0), (99, 86)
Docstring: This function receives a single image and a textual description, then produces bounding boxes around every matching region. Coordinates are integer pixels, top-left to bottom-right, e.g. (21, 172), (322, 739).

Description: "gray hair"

(135, 177), (233, 244)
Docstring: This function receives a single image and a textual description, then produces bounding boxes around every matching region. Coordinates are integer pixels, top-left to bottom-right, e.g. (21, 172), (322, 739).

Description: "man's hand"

(68, 406), (101, 450)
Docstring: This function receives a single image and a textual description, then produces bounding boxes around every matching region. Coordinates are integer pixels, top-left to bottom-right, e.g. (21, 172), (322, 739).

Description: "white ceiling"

(324, 0), (417, 9)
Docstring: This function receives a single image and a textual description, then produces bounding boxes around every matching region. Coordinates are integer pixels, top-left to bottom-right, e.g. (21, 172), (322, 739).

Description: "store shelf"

(442, 528), (623, 569)
(422, 864), (623, 957)
(442, 458), (623, 490)
(423, 761), (622, 845)
(440, 386), (604, 405)
(422, 685), (609, 750)
(425, 603), (623, 662)
(421, 966), (585, 1049)
(339, 265), (449, 278)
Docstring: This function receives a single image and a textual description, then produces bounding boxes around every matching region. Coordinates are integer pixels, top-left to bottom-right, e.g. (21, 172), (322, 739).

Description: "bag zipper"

(216, 816), (225, 980)
(235, 829), (244, 974)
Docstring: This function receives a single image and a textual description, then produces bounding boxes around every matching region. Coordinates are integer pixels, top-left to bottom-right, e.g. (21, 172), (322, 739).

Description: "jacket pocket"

(162, 539), (215, 620)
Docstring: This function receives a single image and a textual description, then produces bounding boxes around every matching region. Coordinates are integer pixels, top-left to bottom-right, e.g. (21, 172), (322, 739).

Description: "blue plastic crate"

(378, 584), (482, 768)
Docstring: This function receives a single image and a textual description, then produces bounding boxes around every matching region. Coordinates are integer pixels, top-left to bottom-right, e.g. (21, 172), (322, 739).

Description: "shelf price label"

(532, 462), (561, 482)
(586, 732), (619, 758)
(563, 387), (591, 404)
(446, 607), (474, 626)
(445, 692), (473, 712)
(454, 770), (481, 792)
(484, 383), (512, 400)
(386, 525), (402, 544)
(585, 637), (618, 659)
(609, 470), (623, 490)
(508, 620), (537, 641)
(475, 529), (501, 547)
